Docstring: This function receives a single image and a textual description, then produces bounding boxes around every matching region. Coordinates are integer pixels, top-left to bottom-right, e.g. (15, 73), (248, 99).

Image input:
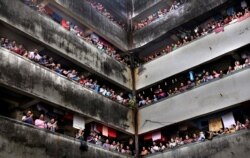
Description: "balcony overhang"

(0, 0), (133, 90)
(135, 17), (250, 90)
(0, 48), (135, 134)
(37, 0), (229, 52)
(53, 0), (129, 51)
(0, 116), (133, 158)
(145, 129), (250, 158)
(132, 0), (173, 21)
(138, 68), (250, 134)
(131, 0), (228, 50)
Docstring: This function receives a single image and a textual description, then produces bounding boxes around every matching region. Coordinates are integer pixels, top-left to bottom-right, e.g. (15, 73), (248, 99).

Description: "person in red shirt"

(11, 44), (20, 54)
(61, 19), (70, 30)
(12, 44), (25, 55)
(157, 88), (166, 99)
(79, 75), (87, 85)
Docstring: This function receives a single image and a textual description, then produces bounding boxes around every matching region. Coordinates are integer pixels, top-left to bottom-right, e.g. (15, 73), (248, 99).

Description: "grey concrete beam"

(0, 48), (135, 134)
(135, 17), (250, 90)
(0, 116), (133, 158)
(132, 0), (162, 18)
(132, 0), (228, 50)
(111, 0), (129, 18)
(95, 0), (128, 24)
(0, 97), (19, 107)
(0, 0), (132, 90)
(132, 0), (171, 21)
(138, 68), (250, 134)
(85, 118), (94, 124)
(19, 99), (41, 109)
(145, 129), (250, 158)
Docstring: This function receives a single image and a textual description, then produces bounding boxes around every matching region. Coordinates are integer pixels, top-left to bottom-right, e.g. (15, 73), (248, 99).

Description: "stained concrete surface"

(0, 116), (132, 158)
(145, 129), (250, 158)
(0, 48), (134, 134)
(0, 0), (133, 90)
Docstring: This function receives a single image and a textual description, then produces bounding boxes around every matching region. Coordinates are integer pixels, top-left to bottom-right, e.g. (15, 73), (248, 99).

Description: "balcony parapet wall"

(0, 48), (134, 134)
(135, 17), (250, 90)
(0, 0), (132, 90)
(54, 0), (128, 51)
(145, 129), (250, 158)
(133, 0), (162, 17)
(0, 116), (133, 158)
(138, 68), (250, 134)
(132, 0), (228, 50)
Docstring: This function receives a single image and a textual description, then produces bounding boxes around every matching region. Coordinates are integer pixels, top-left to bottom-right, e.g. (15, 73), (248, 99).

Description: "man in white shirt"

(28, 49), (36, 60)
(99, 86), (107, 96)
(34, 52), (42, 62)
(28, 49), (41, 62)
(151, 142), (159, 153)
(116, 92), (124, 103)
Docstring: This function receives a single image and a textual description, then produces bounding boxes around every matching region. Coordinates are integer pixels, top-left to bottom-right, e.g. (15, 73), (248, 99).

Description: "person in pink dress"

(35, 114), (47, 129)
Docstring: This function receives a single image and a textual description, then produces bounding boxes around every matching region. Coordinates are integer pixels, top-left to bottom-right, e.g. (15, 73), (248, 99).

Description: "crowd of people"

(21, 110), (134, 155)
(86, 0), (126, 30)
(18, 108), (250, 157)
(21, 0), (129, 65)
(142, 5), (250, 63)
(0, 36), (133, 106)
(140, 119), (250, 156)
(22, 110), (58, 132)
(134, 0), (186, 30)
(21, 1), (250, 66)
(138, 58), (250, 107)
(76, 130), (134, 155)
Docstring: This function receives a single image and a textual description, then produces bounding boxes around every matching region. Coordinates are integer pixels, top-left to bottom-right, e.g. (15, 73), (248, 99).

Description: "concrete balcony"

(53, 0), (128, 51)
(144, 129), (250, 158)
(0, 116), (132, 158)
(138, 67), (250, 134)
(135, 17), (250, 90)
(132, 0), (162, 18)
(132, 0), (228, 50)
(0, 0), (132, 90)
(0, 48), (134, 134)
(95, 0), (128, 23)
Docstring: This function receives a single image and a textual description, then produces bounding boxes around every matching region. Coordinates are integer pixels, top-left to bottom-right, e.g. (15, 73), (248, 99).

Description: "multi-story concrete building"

(0, 0), (250, 158)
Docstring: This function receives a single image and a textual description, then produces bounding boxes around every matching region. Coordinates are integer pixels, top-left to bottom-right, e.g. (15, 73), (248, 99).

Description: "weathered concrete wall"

(0, 116), (132, 158)
(0, 48), (134, 134)
(132, 0), (228, 49)
(111, 0), (128, 17)
(99, 0), (128, 20)
(133, 0), (173, 21)
(135, 17), (250, 90)
(145, 129), (250, 158)
(54, 0), (128, 51)
(133, 0), (162, 17)
(138, 68), (250, 134)
(0, 0), (132, 90)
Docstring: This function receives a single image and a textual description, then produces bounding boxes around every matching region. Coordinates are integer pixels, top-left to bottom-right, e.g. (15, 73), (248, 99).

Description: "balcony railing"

(132, 0), (228, 50)
(0, 115), (133, 158)
(135, 17), (250, 90)
(143, 129), (250, 158)
(0, 48), (134, 134)
(138, 67), (250, 134)
(0, 0), (132, 90)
